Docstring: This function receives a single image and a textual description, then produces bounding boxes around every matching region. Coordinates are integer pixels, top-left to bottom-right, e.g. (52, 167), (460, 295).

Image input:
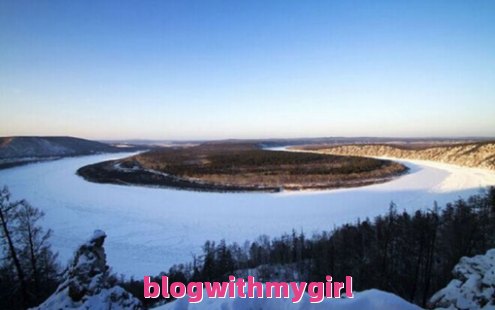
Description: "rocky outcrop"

(31, 230), (142, 310)
(305, 142), (495, 171)
(430, 248), (495, 309)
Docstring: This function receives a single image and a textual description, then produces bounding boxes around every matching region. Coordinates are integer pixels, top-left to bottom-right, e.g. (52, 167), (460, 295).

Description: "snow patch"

(155, 288), (421, 310)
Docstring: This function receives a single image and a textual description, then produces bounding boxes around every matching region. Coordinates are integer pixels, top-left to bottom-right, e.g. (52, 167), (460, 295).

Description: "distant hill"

(104, 137), (494, 149)
(0, 136), (119, 158)
(0, 136), (145, 169)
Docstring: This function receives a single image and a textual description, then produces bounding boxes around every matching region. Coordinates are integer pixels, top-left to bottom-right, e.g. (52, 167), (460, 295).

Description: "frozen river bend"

(1, 152), (495, 277)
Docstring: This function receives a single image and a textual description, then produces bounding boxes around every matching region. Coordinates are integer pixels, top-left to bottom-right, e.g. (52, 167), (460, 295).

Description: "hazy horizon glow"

(1, 0), (495, 140)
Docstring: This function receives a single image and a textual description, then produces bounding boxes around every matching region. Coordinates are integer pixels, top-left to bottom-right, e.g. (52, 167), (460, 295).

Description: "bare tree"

(0, 187), (29, 306)
(16, 201), (59, 296)
(0, 186), (60, 309)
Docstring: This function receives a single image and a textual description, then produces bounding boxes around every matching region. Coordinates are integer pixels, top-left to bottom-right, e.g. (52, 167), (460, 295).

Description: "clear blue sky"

(1, 0), (494, 140)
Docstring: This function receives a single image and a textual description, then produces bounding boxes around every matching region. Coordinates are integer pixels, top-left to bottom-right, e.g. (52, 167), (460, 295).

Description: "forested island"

(77, 143), (408, 192)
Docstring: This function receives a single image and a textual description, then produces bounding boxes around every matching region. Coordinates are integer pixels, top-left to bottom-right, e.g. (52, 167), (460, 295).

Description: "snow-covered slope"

(155, 288), (420, 310)
(31, 230), (142, 310)
(430, 249), (495, 309)
(306, 142), (495, 171)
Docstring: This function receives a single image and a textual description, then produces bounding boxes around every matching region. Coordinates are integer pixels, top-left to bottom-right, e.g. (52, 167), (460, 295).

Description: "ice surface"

(1, 152), (495, 277)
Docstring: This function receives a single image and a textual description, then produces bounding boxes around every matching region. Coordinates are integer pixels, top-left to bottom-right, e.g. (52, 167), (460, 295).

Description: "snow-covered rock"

(31, 230), (142, 310)
(155, 288), (420, 310)
(430, 249), (495, 309)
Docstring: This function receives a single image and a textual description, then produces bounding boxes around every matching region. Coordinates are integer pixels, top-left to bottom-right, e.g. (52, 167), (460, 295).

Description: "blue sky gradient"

(1, 0), (494, 140)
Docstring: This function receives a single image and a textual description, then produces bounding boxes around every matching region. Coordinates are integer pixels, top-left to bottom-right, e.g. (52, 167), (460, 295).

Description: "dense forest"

(124, 187), (495, 308)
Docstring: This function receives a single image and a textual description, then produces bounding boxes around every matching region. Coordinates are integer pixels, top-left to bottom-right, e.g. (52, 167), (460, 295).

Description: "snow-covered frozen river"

(1, 152), (495, 277)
